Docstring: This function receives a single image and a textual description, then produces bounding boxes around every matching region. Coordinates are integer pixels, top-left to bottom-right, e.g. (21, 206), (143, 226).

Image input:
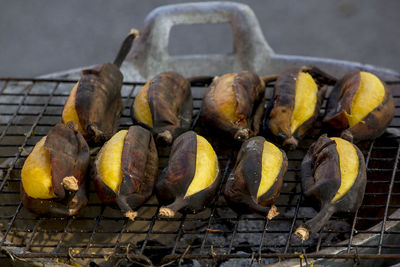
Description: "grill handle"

(127, 1), (274, 79)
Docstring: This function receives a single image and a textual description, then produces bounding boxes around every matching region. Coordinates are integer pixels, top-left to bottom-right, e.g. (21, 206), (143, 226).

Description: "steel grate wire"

(0, 77), (399, 265)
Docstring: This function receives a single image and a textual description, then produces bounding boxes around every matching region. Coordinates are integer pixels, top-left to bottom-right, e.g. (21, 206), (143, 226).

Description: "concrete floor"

(0, 0), (399, 77)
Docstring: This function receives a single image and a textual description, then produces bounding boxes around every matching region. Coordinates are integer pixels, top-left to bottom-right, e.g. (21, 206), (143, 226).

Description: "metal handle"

(127, 1), (274, 79)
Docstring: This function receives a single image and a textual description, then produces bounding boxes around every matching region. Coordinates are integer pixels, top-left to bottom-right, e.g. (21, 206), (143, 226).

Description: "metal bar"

(0, 202), (23, 246)
(53, 218), (73, 254)
(139, 206), (160, 255)
(24, 219), (41, 251)
(346, 210), (359, 254)
(258, 216), (272, 261)
(199, 156), (232, 253)
(170, 213), (187, 255)
(7, 227), (395, 236)
(377, 143), (400, 254)
(315, 226), (324, 253)
(0, 77), (145, 86)
(284, 192), (302, 253)
(5, 242), (399, 251)
(112, 219), (129, 255)
(347, 140), (375, 253)
(0, 80), (9, 94)
(5, 251), (400, 260)
(161, 253), (400, 261)
(9, 251), (400, 261)
(227, 215), (241, 255)
(84, 206), (105, 253)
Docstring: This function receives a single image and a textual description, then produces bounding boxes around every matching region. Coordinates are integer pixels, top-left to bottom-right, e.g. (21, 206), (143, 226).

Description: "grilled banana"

(93, 125), (158, 220)
(21, 122), (90, 216)
(324, 70), (394, 143)
(62, 30), (138, 144)
(224, 136), (287, 216)
(131, 72), (193, 145)
(264, 66), (335, 150)
(156, 131), (220, 217)
(295, 134), (366, 240)
(200, 71), (266, 141)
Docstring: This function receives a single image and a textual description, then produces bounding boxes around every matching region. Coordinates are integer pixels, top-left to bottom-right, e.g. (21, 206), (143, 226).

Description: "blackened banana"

(21, 122), (90, 217)
(295, 134), (366, 240)
(224, 136), (287, 216)
(62, 30), (138, 144)
(156, 131), (220, 217)
(264, 66), (335, 150)
(131, 72), (193, 145)
(93, 125), (158, 220)
(200, 71), (266, 141)
(324, 69), (394, 143)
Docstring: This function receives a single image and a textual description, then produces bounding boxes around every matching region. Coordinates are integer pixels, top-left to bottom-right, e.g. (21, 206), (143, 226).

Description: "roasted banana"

(324, 69), (394, 143)
(264, 66), (335, 150)
(93, 125), (158, 220)
(62, 30), (138, 144)
(295, 134), (366, 240)
(131, 72), (193, 145)
(156, 131), (220, 217)
(21, 122), (90, 216)
(224, 136), (287, 216)
(200, 71), (266, 141)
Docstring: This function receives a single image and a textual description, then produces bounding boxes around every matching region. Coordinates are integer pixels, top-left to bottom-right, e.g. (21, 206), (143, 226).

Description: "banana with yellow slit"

(155, 131), (220, 217)
(200, 71), (266, 141)
(21, 122), (90, 217)
(294, 134), (366, 240)
(93, 126), (158, 220)
(324, 69), (394, 143)
(131, 72), (193, 145)
(224, 136), (288, 215)
(264, 66), (336, 150)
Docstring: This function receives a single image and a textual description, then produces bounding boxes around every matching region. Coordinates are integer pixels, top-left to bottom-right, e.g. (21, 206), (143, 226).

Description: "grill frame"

(0, 76), (399, 266)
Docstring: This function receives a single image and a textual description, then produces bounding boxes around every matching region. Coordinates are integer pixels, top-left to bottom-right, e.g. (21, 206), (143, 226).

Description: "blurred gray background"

(0, 0), (399, 77)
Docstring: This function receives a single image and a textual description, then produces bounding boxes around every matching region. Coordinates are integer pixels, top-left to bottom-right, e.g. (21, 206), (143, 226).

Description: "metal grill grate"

(0, 77), (399, 266)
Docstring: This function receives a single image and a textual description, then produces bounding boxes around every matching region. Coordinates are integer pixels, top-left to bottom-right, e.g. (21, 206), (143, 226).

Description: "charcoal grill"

(0, 2), (399, 266)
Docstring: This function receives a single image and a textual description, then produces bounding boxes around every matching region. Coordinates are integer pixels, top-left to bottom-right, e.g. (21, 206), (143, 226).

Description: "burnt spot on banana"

(294, 134), (366, 240)
(62, 30), (138, 145)
(224, 136), (287, 216)
(323, 69), (394, 143)
(21, 122), (90, 217)
(199, 71), (266, 142)
(131, 72), (193, 146)
(93, 125), (158, 220)
(263, 66), (333, 150)
(155, 131), (221, 217)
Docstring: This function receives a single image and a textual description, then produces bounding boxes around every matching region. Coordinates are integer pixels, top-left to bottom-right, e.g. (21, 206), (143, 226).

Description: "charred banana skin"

(131, 72), (193, 145)
(22, 122), (90, 216)
(224, 136), (287, 215)
(93, 126), (158, 216)
(299, 134), (366, 237)
(264, 67), (326, 149)
(324, 69), (394, 143)
(155, 131), (221, 214)
(75, 63), (123, 144)
(200, 71), (265, 141)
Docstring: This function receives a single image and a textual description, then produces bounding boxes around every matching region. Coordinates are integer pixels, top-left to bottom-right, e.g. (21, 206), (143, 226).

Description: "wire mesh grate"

(0, 77), (399, 265)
